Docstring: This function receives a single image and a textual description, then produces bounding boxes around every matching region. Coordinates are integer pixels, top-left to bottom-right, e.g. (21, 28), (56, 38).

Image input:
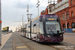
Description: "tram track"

(12, 34), (17, 50)
(17, 34), (73, 50)
(18, 37), (62, 50)
(16, 34), (34, 50)
(50, 45), (61, 50)
(15, 33), (75, 50)
(12, 33), (34, 50)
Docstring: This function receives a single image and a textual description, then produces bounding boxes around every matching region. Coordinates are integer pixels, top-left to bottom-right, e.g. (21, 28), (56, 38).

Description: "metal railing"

(48, 0), (69, 14)
(51, 0), (69, 10)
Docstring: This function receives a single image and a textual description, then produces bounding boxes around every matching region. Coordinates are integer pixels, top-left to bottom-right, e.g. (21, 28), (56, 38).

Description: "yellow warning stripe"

(17, 46), (27, 48)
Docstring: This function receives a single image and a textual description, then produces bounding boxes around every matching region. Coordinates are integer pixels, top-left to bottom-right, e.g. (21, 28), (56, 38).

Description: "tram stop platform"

(0, 33), (30, 50)
(0, 33), (12, 50)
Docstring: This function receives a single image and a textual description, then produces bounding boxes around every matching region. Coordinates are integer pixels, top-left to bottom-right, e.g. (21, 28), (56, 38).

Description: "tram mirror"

(57, 30), (59, 34)
(62, 31), (64, 34)
(57, 18), (59, 22)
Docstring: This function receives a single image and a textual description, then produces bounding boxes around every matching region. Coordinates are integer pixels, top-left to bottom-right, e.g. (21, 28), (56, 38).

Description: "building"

(2, 27), (9, 32)
(41, 0), (75, 29)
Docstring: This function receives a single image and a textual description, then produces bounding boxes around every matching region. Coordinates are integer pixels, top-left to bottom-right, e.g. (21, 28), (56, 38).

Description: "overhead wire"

(29, 0), (45, 19)
(30, 0), (45, 14)
(15, 0), (20, 30)
(40, 0), (45, 5)
(16, 0), (20, 20)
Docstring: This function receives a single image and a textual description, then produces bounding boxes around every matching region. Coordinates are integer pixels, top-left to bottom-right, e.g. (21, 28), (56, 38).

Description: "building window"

(72, 22), (75, 28)
(71, 0), (73, 5)
(66, 11), (69, 18)
(59, 15), (61, 17)
(58, 15), (61, 19)
(63, 24), (65, 29)
(62, 13), (65, 19)
(71, 11), (73, 17)
(67, 23), (70, 28)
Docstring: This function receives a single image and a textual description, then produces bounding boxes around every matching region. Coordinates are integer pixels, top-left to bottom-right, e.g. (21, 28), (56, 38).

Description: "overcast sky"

(2, 0), (57, 31)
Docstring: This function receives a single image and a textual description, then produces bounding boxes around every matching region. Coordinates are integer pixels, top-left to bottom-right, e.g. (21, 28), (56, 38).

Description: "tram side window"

(40, 22), (44, 34)
(28, 26), (30, 33)
(25, 25), (27, 33)
(37, 23), (40, 34)
(26, 25), (28, 33)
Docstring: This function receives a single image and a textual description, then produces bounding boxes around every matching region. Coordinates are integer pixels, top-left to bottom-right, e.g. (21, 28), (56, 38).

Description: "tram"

(24, 14), (64, 42)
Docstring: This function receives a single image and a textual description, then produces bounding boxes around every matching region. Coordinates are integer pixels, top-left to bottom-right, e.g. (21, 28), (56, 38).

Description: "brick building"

(41, 0), (75, 29)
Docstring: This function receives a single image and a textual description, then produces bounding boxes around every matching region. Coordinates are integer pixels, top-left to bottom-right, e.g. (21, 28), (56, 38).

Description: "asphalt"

(1, 32), (75, 50)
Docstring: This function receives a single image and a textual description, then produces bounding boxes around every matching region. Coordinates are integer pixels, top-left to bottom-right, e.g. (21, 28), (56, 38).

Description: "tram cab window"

(45, 21), (61, 34)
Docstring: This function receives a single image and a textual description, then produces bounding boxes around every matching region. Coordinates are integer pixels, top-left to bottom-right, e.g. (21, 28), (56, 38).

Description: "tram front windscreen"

(45, 21), (62, 34)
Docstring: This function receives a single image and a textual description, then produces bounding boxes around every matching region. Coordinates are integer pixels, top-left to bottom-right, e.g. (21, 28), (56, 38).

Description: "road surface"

(1, 32), (75, 50)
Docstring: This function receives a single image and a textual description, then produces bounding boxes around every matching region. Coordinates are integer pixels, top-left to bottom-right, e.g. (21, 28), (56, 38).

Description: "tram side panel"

(26, 23), (31, 38)
(31, 19), (44, 41)
(31, 19), (40, 40)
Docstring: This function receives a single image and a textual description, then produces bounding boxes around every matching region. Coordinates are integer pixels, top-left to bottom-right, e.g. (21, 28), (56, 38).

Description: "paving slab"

(0, 33), (12, 49)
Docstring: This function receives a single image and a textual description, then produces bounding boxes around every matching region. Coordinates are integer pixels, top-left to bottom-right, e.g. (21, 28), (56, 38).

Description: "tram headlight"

(48, 35), (51, 37)
(60, 35), (62, 37)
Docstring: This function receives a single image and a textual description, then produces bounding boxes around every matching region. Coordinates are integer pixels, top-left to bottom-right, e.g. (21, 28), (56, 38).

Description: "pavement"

(0, 32), (75, 50)
(0, 33), (12, 49)
(63, 33), (75, 44)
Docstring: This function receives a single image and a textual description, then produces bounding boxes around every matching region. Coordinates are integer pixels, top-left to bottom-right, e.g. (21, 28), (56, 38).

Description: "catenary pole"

(27, 4), (29, 22)
(27, 14), (32, 39)
(0, 0), (1, 45)
(37, 0), (40, 16)
(48, 0), (49, 14)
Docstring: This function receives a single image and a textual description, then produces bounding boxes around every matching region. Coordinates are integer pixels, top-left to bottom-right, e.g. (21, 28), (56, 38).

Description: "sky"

(2, 0), (57, 31)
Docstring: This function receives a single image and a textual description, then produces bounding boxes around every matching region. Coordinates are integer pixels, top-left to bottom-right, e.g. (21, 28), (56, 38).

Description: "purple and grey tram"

(25, 14), (64, 42)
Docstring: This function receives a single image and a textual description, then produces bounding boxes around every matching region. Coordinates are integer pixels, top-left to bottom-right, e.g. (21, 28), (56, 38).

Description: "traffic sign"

(0, 21), (2, 23)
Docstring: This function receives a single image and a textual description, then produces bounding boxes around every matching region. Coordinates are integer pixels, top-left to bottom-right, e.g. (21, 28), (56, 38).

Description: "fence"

(63, 28), (73, 33)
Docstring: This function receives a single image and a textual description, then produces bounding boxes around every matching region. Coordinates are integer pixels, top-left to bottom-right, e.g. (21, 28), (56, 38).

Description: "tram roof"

(25, 14), (58, 25)
(25, 16), (39, 25)
(32, 16), (39, 22)
(40, 14), (58, 18)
